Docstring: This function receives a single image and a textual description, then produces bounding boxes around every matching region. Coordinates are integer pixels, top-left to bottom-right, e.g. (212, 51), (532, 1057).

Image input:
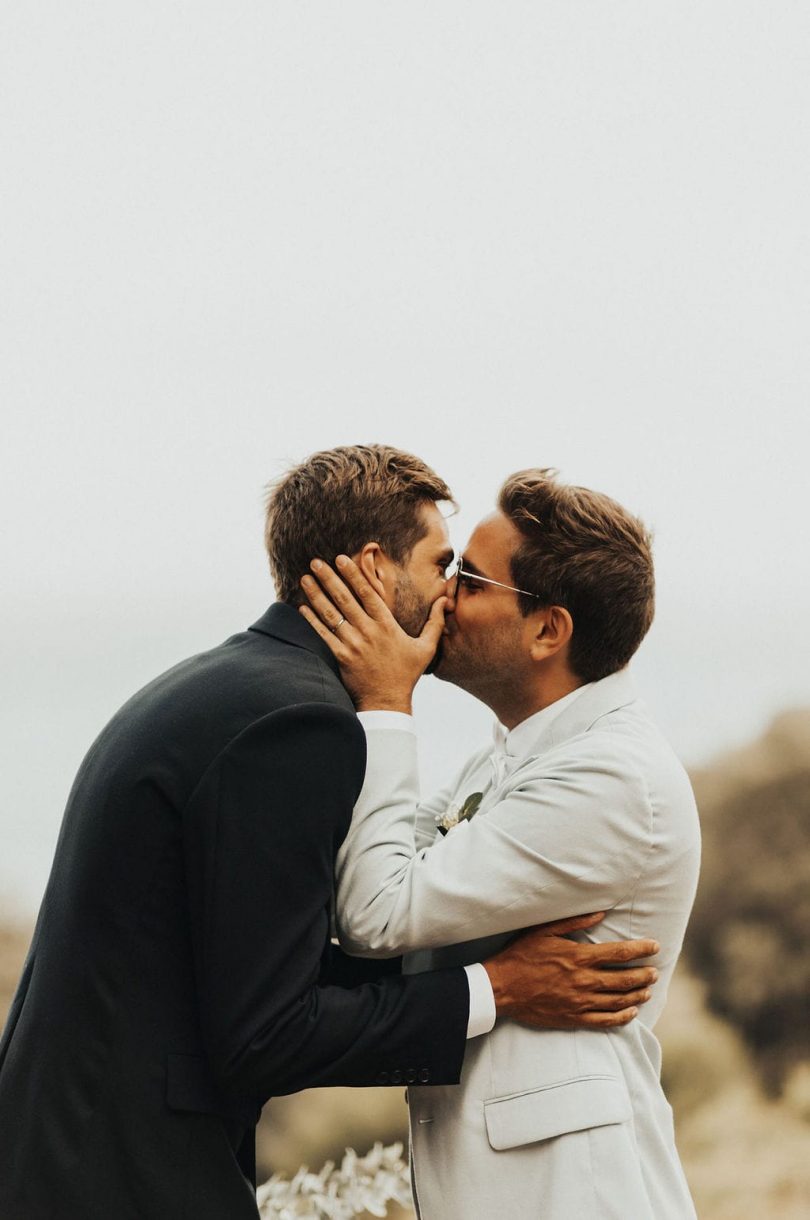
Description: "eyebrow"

(460, 556), (486, 576)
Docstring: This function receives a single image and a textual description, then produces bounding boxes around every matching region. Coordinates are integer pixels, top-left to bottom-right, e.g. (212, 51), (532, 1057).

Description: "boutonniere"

(435, 791), (484, 836)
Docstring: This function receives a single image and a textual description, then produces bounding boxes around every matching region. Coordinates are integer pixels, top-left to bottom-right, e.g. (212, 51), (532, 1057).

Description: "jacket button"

(406, 1068), (417, 1083)
(418, 1068), (430, 1083)
(376, 1071), (389, 1085)
(391, 1070), (403, 1084)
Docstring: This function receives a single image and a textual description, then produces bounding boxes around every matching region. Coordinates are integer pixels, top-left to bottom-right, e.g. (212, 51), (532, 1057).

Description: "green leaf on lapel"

(460, 791), (483, 820)
(436, 791), (484, 836)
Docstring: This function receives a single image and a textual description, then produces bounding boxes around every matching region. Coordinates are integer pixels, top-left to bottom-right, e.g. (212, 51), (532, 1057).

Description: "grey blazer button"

(418, 1068), (430, 1083)
(376, 1071), (389, 1085)
(406, 1068), (417, 1083)
(390, 1070), (403, 1084)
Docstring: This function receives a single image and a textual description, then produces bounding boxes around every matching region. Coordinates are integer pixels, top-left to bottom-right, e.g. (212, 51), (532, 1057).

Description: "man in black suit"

(0, 445), (658, 1219)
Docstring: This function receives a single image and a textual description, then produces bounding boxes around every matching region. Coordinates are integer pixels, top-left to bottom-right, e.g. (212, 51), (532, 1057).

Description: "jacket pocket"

(483, 1074), (631, 1151)
(165, 1053), (259, 1127)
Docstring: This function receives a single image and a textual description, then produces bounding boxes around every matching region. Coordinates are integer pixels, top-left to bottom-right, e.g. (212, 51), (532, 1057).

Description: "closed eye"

(437, 550), (455, 578)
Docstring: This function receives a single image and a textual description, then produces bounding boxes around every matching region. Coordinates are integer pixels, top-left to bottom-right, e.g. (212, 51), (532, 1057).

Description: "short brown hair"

(265, 444), (455, 604)
(498, 469), (655, 683)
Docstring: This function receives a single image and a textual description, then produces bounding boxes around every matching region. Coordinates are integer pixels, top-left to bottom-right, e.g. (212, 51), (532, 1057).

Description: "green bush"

(685, 769), (810, 1095)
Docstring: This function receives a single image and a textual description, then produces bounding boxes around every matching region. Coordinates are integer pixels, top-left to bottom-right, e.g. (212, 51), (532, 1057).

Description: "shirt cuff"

(463, 962), (497, 1039)
(356, 711), (416, 735)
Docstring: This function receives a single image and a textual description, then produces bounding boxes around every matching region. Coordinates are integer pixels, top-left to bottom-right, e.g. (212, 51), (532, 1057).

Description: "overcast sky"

(2, 2), (809, 915)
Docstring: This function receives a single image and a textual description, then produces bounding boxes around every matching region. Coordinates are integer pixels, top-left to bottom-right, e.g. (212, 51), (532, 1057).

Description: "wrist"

(482, 957), (515, 1018)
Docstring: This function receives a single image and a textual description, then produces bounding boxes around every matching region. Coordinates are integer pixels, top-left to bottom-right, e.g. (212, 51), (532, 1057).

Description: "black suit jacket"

(0, 604), (469, 1219)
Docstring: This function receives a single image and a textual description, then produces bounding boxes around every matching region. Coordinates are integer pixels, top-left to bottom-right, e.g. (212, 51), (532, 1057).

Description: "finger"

(592, 966), (659, 993)
(298, 604), (350, 659)
(300, 575), (347, 631)
(576, 1007), (639, 1029)
(304, 566), (366, 629)
(528, 912), (606, 938)
(582, 938), (659, 965)
(333, 555), (392, 621)
(588, 987), (653, 1012)
(418, 596), (448, 654)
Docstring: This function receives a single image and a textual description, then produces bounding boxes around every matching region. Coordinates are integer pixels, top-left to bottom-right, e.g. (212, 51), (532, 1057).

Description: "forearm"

(335, 725), (424, 955)
(320, 941), (403, 988)
(337, 732), (651, 956)
(207, 962), (469, 1099)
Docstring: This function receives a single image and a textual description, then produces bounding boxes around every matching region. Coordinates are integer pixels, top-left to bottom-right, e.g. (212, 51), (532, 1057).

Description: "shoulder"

(220, 702), (365, 771)
(509, 729), (654, 828)
(184, 703), (367, 827)
(521, 725), (650, 782)
(591, 702), (698, 805)
(523, 712), (699, 842)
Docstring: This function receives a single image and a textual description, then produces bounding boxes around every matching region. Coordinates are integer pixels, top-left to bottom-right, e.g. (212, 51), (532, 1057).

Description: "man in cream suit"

(300, 468), (700, 1218)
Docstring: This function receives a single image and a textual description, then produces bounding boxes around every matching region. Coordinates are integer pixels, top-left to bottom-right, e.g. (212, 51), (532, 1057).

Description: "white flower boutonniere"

(435, 791), (484, 836)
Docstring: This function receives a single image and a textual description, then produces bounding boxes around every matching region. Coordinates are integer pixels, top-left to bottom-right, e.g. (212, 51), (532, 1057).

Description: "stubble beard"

(434, 619), (526, 709)
(392, 572), (433, 640)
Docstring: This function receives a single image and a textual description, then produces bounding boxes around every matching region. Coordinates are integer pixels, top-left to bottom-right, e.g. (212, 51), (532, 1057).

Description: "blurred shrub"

(258, 1087), (409, 1182)
(783, 1062), (810, 1122)
(0, 923), (29, 1024)
(658, 971), (750, 1120)
(685, 767), (810, 1095)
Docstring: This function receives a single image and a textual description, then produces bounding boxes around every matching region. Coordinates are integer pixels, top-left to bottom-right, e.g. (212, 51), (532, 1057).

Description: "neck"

(492, 670), (583, 731)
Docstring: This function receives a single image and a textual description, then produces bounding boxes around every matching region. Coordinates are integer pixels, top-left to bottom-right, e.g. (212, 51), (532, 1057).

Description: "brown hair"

(498, 468), (655, 683)
(265, 444), (455, 604)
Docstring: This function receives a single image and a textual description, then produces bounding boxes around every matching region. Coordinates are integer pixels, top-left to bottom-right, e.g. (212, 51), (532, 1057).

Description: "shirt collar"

(492, 683), (594, 760)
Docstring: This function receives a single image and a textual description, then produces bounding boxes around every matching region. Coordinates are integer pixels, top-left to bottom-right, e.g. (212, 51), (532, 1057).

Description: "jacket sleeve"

(181, 702), (468, 1101)
(336, 724), (655, 957)
(319, 941), (403, 989)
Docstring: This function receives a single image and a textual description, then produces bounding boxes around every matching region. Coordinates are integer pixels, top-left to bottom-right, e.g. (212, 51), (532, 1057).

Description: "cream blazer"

(335, 669), (700, 1219)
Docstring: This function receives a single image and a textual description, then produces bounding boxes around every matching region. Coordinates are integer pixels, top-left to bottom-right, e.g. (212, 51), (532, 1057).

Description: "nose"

(443, 574), (457, 611)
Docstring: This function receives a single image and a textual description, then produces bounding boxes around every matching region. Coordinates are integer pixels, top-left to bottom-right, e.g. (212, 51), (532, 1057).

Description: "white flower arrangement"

(435, 791), (483, 836)
(257, 1141), (412, 1220)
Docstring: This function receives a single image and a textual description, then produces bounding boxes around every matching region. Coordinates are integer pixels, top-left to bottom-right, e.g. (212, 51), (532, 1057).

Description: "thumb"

(419, 596), (448, 653)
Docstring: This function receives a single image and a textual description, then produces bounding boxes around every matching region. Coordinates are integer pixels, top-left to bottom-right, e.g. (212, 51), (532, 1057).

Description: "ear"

(352, 542), (398, 605)
(529, 605), (574, 662)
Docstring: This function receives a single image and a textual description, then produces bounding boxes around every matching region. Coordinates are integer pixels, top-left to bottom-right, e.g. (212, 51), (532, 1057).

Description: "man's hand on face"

(484, 912), (659, 1029)
(299, 555), (447, 714)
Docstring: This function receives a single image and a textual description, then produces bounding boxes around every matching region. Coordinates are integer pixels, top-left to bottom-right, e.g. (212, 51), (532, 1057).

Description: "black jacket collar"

(248, 602), (342, 680)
